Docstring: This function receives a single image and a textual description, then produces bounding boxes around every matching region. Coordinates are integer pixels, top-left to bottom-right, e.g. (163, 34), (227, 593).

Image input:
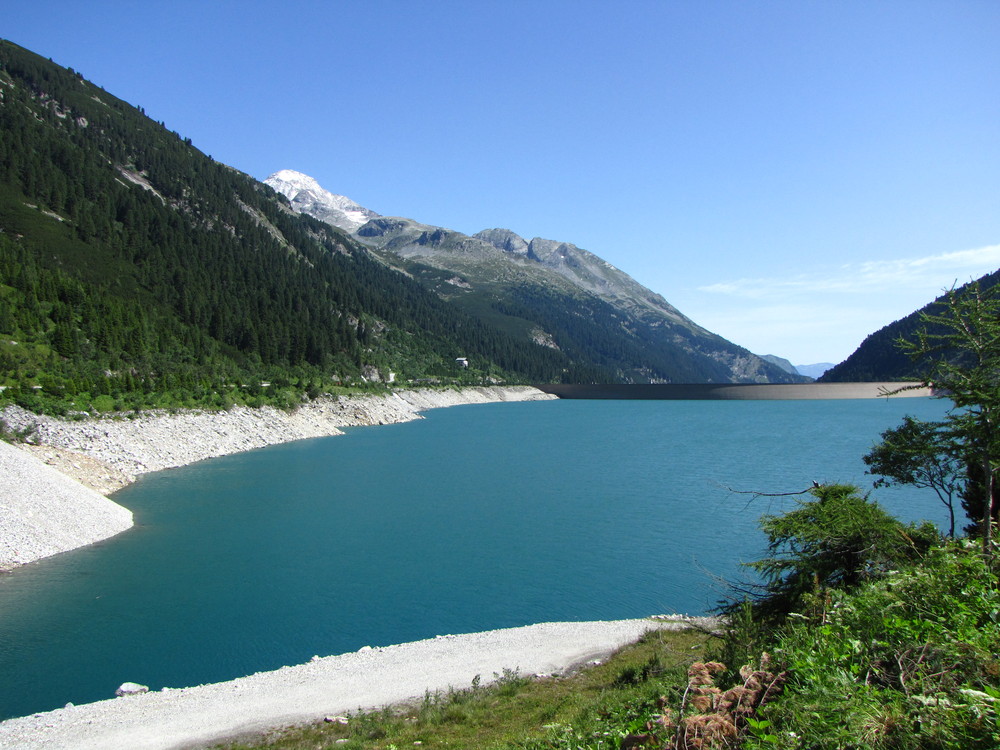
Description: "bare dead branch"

(718, 484), (815, 509)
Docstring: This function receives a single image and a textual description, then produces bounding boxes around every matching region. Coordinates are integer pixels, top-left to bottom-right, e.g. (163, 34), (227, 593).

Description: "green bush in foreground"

(736, 485), (938, 625)
(749, 540), (1000, 749)
(713, 483), (1000, 748)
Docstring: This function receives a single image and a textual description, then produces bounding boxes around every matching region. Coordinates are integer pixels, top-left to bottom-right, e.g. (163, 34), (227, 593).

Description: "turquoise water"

(0, 398), (952, 719)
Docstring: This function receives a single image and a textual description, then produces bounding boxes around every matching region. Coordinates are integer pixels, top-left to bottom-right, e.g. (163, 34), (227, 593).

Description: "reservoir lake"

(0, 396), (952, 719)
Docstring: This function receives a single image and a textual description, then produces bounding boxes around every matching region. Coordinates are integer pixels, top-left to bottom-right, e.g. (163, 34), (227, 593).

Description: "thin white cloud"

(700, 244), (1000, 300)
(691, 302), (893, 364)
(685, 243), (1000, 363)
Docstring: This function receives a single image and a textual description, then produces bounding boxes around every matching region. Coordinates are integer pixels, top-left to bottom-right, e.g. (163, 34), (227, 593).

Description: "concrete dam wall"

(532, 383), (932, 400)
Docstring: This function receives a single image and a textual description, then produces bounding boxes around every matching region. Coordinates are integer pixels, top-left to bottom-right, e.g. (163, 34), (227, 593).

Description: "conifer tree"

(879, 281), (1000, 555)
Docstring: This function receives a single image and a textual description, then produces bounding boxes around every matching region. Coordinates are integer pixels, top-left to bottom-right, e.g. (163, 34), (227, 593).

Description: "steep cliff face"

(267, 170), (802, 384)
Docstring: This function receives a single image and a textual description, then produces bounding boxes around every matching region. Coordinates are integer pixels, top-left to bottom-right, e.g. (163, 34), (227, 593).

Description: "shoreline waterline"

(0, 617), (717, 750)
(0, 386), (556, 570)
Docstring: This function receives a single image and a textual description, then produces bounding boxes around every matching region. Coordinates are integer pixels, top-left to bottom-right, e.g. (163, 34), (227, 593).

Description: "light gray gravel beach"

(0, 617), (717, 750)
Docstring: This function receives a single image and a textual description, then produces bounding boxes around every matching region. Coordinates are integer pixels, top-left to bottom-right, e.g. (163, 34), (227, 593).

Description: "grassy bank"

(217, 628), (714, 750)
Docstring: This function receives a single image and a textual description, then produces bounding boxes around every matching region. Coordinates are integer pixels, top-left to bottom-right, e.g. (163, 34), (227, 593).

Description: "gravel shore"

(0, 617), (717, 750)
(0, 386), (555, 571)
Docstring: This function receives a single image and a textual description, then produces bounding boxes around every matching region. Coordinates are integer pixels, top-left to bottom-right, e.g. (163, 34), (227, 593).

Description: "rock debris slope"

(0, 440), (132, 570)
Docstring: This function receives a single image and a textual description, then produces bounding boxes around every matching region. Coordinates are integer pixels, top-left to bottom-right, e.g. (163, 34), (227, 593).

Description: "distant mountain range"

(794, 362), (836, 379)
(265, 170), (805, 384)
(760, 356), (835, 379)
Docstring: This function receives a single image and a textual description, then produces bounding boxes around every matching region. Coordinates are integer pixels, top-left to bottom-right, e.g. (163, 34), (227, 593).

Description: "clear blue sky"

(6, 1), (999, 364)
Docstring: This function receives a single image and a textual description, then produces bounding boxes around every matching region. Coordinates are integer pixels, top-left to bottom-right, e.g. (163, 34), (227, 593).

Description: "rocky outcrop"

(0, 387), (555, 570)
(473, 228), (530, 256)
(114, 683), (149, 698)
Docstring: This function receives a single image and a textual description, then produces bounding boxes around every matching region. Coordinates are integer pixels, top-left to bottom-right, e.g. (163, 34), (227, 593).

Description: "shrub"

(741, 484), (938, 623)
(89, 394), (116, 413)
(761, 541), (1000, 749)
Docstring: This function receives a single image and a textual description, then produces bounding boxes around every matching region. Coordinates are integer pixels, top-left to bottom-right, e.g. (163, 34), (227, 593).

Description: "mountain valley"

(0, 38), (804, 419)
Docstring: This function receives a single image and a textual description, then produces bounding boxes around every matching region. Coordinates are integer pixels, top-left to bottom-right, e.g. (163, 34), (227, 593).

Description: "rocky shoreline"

(0, 386), (555, 570)
(0, 441), (134, 571)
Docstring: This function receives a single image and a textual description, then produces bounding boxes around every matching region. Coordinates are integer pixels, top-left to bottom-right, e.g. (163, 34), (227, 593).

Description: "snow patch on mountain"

(264, 169), (379, 233)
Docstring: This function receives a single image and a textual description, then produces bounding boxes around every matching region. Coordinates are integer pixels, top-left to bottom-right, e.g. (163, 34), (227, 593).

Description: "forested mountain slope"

(821, 269), (1000, 382)
(0, 40), (606, 412)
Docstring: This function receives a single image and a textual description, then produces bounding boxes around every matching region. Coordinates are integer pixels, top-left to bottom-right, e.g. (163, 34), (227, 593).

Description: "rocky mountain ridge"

(266, 170), (701, 330)
(265, 170), (802, 384)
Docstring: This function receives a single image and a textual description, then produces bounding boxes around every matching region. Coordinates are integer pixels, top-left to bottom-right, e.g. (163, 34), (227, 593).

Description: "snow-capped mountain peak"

(264, 170), (379, 233)
(267, 169), (324, 196)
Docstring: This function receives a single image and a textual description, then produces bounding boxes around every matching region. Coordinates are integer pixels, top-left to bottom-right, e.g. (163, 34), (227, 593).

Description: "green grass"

(215, 628), (713, 750)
